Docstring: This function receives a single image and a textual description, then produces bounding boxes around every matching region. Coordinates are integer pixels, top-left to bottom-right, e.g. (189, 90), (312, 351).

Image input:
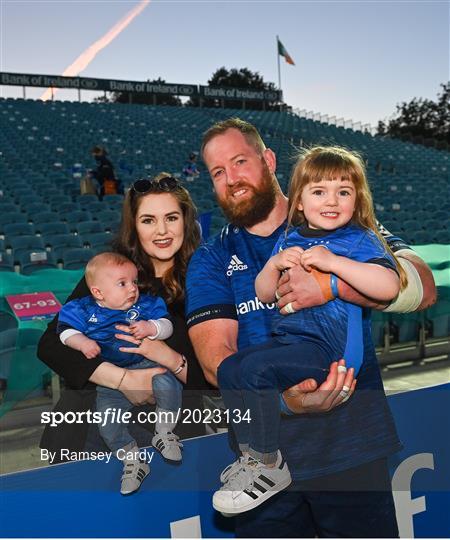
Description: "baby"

(57, 252), (183, 495)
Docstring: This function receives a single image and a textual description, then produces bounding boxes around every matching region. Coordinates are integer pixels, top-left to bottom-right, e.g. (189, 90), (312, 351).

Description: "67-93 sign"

(6, 292), (61, 321)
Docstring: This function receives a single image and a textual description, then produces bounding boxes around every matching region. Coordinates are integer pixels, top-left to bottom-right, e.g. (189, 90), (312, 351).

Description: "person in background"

(90, 145), (122, 197)
(182, 152), (201, 182)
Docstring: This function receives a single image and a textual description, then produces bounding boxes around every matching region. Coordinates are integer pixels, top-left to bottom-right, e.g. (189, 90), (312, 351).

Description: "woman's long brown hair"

(112, 173), (201, 304)
(287, 146), (408, 290)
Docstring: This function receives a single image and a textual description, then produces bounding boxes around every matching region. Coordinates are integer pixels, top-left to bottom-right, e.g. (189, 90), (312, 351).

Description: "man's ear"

(263, 148), (277, 173)
(90, 286), (103, 301)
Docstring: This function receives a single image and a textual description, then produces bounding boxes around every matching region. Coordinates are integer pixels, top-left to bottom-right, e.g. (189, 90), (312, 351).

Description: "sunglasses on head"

(131, 176), (181, 194)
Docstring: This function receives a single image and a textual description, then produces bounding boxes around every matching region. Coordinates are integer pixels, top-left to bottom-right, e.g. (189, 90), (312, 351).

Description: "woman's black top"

(38, 276), (210, 454)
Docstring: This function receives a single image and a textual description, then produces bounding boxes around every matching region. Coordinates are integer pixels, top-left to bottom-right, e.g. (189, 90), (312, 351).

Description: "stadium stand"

(0, 97), (447, 415)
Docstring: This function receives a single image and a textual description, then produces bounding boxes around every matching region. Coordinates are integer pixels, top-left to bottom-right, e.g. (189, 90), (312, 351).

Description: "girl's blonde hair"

(288, 146), (407, 290)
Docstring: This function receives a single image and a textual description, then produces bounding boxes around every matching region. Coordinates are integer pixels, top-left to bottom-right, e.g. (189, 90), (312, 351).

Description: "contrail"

(40, 0), (151, 101)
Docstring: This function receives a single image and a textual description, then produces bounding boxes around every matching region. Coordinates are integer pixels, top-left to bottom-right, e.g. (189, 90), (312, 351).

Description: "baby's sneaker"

(152, 431), (183, 463)
(213, 451), (291, 515)
(120, 459), (150, 495)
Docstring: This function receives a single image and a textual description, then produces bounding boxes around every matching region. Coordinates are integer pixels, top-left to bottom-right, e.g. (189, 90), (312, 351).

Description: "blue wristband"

(330, 274), (339, 299)
(279, 394), (295, 415)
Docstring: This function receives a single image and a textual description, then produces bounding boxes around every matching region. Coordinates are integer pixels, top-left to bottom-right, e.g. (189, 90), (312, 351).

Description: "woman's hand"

(282, 360), (356, 414)
(115, 325), (187, 383)
(119, 368), (166, 406)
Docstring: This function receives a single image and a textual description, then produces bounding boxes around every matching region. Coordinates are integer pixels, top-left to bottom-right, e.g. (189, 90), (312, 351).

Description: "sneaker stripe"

(258, 474), (276, 487)
(243, 489), (259, 500)
(253, 481), (267, 493)
(279, 458), (286, 469)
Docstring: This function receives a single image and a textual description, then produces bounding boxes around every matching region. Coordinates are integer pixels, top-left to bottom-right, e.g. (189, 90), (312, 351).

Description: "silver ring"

(275, 290), (281, 301)
(284, 302), (296, 314)
(339, 389), (348, 399)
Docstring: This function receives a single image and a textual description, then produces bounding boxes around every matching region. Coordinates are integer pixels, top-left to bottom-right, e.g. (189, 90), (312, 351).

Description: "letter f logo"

(392, 453), (434, 537)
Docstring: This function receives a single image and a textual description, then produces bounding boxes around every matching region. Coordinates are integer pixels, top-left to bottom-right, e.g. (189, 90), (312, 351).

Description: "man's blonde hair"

(85, 252), (134, 288)
(201, 117), (266, 159)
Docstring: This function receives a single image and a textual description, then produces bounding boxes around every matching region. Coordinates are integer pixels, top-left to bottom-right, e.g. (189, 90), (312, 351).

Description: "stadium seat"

(63, 248), (95, 270)
(11, 235), (46, 259)
(81, 231), (113, 250)
(62, 210), (93, 227)
(0, 311), (18, 331)
(27, 203), (51, 216)
(30, 211), (61, 225)
(425, 301), (450, 338)
(44, 233), (83, 260)
(73, 221), (103, 235)
(38, 221), (70, 236)
(0, 212), (28, 230)
(95, 210), (120, 223)
(2, 223), (35, 237)
(0, 328), (19, 389)
(18, 250), (58, 275)
(58, 202), (81, 214)
(0, 203), (19, 213)
(0, 252), (14, 272)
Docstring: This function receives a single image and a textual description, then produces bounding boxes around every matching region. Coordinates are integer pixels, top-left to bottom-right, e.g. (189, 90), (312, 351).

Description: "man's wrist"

(311, 268), (336, 302)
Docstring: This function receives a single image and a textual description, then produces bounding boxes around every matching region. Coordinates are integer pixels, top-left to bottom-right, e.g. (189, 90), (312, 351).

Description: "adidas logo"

(227, 254), (248, 276)
(88, 314), (98, 323)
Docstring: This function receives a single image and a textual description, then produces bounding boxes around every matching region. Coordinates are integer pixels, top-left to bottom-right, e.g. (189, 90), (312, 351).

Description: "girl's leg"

(217, 340), (280, 454)
(239, 342), (330, 464)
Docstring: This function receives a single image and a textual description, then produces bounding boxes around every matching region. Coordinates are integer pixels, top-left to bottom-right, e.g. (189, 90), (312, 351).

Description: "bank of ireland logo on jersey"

(227, 254), (248, 276)
(126, 308), (140, 323)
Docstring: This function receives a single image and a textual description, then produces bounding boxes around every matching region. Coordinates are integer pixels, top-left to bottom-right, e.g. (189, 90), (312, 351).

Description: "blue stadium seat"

(2, 223), (35, 237)
(31, 211), (61, 225)
(0, 212), (28, 229)
(62, 210), (93, 227)
(18, 250), (58, 275)
(27, 203), (51, 216)
(58, 202), (81, 214)
(0, 252), (14, 272)
(81, 232), (113, 250)
(0, 328), (18, 385)
(63, 248), (95, 270)
(0, 203), (19, 213)
(0, 311), (18, 331)
(44, 234), (83, 260)
(11, 235), (45, 259)
(38, 221), (70, 236)
(73, 221), (103, 235)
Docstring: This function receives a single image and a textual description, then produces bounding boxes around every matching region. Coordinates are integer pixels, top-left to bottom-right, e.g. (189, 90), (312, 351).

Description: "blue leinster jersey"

(269, 223), (397, 375)
(186, 221), (404, 480)
(58, 294), (169, 367)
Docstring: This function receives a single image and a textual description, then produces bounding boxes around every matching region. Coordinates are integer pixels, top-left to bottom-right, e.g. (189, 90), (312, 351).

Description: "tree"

(377, 83), (449, 148)
(187, 67), (283, 110)
(95, 78), (181, 106)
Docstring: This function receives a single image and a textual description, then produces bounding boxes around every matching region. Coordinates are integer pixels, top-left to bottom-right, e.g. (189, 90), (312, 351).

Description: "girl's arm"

(301, 246), (400, 302)
(256, 247), (304, 303)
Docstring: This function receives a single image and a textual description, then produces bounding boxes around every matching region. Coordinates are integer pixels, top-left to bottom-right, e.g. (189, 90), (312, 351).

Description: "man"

(186, 118), (436, 537)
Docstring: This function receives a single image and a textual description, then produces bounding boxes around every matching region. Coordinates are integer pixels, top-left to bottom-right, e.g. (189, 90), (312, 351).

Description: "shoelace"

(220, 456), (246, 484)
(221, 456), (266, 493)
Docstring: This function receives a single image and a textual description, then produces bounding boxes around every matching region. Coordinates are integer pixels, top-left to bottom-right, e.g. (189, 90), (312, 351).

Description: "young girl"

(213, 146), (407, 515)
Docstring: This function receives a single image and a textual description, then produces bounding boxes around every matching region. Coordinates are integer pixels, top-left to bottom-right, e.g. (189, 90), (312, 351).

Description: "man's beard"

(217, 161), (278, 228)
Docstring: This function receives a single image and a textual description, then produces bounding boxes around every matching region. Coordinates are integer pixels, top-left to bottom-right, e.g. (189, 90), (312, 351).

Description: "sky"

(0, 0), (448, 127)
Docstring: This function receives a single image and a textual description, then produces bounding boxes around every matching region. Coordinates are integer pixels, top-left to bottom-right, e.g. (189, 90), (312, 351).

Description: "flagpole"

(276, 34), (281, 91)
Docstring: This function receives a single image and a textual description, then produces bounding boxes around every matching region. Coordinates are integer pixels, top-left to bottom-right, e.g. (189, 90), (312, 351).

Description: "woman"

(38, 173), (208, 458)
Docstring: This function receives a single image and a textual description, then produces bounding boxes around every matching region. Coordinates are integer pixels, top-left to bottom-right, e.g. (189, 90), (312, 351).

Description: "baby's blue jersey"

(186, 221), (404, 481)
(270, 223), (397, 374)
(58, 294), (169, 367)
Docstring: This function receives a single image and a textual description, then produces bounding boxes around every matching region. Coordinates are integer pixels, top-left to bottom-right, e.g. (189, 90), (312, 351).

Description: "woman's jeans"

(96, 358), (182, 453)
(218, 339), (330, 464)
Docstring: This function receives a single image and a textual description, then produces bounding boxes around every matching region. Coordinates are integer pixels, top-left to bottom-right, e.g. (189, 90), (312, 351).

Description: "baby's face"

(92, 262), (139, 310)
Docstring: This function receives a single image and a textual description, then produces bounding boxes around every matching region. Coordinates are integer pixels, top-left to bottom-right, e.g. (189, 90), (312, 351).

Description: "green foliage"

(378, 83), (449, 148)
(187, 67), (283, 110)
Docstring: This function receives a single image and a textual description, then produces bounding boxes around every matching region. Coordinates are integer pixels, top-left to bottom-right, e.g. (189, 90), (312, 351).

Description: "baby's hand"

(129, 320), (157, 340)
(301, 246), (337, 273)
(271, 247), (304, 271)
(80, 339), (101, 359)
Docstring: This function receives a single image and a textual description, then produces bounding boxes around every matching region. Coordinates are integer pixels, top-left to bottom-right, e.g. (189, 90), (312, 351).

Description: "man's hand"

(276, 265), (334, 315)
(282, 360), (356, 414)
(119, 368), (164, 406)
